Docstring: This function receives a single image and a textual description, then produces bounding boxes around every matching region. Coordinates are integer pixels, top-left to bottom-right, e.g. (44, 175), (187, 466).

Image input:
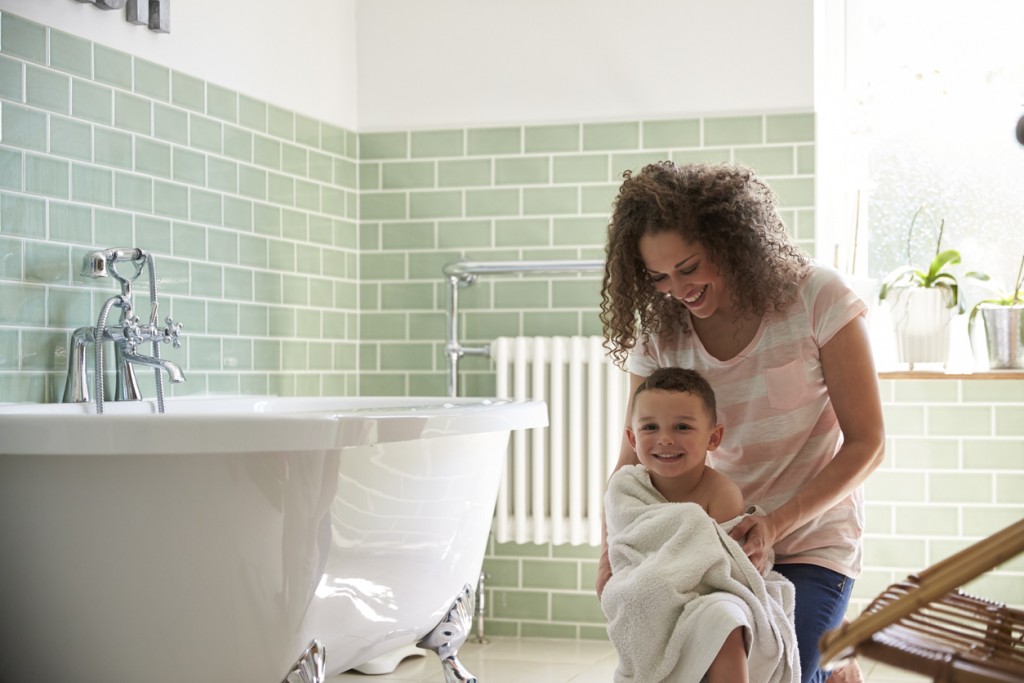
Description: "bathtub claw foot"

(283, 639), (326, 683)
(417, 584), (477, 683)
(438, 655), (477, 683)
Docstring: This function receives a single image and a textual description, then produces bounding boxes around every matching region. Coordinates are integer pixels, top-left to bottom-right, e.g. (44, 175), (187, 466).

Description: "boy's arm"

(707, 469), (744, 524)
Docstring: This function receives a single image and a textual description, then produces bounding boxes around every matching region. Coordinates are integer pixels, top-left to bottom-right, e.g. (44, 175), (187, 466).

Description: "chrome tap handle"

(165, 317), (183, 348)
(122, 315), (145, 345)
(124, 317), (142, 337)
(120, 317), (182, 347)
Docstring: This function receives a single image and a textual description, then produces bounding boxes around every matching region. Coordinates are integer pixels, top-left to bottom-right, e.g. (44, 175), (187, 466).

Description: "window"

(818, 0), (1024, 297)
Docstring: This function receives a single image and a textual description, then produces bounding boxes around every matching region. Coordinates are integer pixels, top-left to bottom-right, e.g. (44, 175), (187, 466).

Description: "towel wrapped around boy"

(601, 464), (801, 683)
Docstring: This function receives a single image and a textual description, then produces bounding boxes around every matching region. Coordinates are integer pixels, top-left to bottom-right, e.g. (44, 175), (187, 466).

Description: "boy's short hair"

(633, 367), (717, 422)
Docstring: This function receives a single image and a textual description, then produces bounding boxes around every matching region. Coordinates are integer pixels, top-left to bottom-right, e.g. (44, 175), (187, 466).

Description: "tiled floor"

(327, 637), (930, 682)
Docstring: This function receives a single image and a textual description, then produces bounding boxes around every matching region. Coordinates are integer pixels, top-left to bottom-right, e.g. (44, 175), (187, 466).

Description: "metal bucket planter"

(885, 287), (955, 369)
(971, 304), (1024, 369)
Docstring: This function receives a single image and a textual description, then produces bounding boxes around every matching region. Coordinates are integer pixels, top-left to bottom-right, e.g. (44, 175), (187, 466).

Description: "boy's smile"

(628, 388), (723, 483)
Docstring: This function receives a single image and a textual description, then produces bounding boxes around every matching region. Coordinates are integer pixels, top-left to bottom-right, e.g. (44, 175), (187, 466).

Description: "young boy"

(602, 367), (799, 683)
(626, 366), (744, 524)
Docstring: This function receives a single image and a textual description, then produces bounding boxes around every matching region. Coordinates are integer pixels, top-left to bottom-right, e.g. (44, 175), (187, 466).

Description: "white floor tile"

(466, 637), (616, 665)
(327, 638), (617, 683)
(325, 637), (933, 682)
(861, 661), (933, 681)
(566, 651), (619, 682)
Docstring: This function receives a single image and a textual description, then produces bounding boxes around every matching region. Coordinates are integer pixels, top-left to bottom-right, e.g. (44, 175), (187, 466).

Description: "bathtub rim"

(0, 395), (548, 456)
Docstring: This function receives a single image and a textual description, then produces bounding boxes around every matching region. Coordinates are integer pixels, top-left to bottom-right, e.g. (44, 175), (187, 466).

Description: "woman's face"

(638, 231), (731, 319)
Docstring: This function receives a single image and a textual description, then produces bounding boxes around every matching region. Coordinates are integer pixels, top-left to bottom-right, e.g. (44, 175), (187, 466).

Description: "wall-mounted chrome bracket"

(442, 259), (604, 397)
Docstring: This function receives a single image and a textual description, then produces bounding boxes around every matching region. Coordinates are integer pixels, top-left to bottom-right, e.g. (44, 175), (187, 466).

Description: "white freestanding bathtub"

(0, 396), (547, 683)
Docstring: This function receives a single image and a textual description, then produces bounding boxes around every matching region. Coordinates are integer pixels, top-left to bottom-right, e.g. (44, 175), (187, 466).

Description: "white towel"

(602, 465), (800, 683)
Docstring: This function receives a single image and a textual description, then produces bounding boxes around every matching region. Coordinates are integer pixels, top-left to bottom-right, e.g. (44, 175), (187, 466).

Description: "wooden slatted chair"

(820, 518), (1024, 682)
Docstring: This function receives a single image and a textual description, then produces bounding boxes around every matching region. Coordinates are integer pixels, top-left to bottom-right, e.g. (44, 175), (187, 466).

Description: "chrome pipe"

(445, 272), (464, 398)
(442, 258), (605, 278)
(442, 259), (605, 397)
(473, 571), (489, 644)
(444, 271), (490, 398)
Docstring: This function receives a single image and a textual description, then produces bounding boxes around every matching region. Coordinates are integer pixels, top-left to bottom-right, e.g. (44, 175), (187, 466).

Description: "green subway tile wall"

(0, 12), (359, 402)
(357, 113), (817, 396)
(864, 379), (1024, 608)
(1, 9), (1020, 643)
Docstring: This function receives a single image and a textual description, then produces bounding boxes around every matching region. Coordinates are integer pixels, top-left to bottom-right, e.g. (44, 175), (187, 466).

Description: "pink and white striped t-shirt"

(627, 263), (869, 578)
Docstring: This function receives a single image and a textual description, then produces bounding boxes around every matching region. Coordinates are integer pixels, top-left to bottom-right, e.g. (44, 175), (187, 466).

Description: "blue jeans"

(774, 563), (855, 683)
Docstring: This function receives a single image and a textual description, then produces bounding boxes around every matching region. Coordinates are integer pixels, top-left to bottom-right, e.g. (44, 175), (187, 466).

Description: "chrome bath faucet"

(62, 247), (185, 414)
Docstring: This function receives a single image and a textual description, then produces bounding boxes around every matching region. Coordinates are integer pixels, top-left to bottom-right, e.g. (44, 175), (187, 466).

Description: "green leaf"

(925, 249), (961, 284)
(879, 266), (922, 302)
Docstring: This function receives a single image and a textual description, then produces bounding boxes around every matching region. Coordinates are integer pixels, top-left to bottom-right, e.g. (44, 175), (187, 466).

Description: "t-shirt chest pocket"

(765, 359), (811, 410)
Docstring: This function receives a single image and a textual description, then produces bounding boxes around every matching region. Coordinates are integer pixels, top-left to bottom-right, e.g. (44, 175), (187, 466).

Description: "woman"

(598, 161), (884, 682)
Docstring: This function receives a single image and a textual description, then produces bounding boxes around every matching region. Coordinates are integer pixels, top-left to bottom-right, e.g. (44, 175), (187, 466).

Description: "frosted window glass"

(847, 1), (1024, 296)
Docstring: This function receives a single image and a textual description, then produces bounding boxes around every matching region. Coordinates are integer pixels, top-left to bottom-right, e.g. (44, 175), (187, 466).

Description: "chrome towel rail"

(442, 259), (605, 397)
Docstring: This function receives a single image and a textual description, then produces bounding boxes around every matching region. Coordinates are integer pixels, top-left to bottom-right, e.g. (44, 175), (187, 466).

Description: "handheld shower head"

(81, 248), (146, 279)
(81, 252), (110, 279)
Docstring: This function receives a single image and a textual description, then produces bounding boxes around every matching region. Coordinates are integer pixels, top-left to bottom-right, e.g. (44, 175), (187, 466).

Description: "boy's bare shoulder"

(703, 466), (739, 493)
(703, 466), (744, 522)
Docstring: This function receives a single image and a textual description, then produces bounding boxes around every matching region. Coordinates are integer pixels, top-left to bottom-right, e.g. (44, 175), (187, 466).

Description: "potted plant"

(968, 254), (1024, 369)
(878, 209), (986, 369)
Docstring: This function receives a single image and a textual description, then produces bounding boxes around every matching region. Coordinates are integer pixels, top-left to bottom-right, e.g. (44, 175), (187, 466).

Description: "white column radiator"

(492, 336), (627, 546)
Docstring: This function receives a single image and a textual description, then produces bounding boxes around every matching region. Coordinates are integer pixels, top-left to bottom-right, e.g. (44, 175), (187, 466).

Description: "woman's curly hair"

(600, 161), (809, 367)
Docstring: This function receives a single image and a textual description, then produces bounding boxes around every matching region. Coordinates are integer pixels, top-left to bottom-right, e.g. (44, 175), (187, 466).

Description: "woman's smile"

(680, 284), (708, 306)
(639, 232), (727, 319)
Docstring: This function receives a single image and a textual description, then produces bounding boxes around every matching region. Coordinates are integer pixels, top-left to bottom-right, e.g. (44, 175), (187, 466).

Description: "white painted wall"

(355, 0), (815, 130)
(0, 0), (359, 128)
(0, 0), (816, 131)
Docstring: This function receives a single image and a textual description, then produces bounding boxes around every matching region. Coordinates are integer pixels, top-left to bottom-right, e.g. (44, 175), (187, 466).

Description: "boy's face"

(627, 389), (723, 480)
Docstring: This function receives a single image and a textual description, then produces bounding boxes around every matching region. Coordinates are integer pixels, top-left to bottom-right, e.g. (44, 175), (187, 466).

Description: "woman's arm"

(596, 371), (646, 599)
(729, 314), (886, 572)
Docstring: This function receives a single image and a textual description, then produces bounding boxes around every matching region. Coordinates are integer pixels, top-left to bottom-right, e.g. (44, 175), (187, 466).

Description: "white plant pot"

(885, 287), (955, 369)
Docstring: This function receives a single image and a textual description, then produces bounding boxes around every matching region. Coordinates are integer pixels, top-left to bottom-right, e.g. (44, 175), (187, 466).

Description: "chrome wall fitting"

(63, 247), (184, 413)
(282, 639), (326, 683)
(417, 585), (478, 683)
(473, 571), (489, 644)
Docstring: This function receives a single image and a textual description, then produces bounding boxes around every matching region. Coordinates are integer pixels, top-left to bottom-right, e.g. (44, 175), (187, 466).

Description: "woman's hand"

(728, 512), (778, 574)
